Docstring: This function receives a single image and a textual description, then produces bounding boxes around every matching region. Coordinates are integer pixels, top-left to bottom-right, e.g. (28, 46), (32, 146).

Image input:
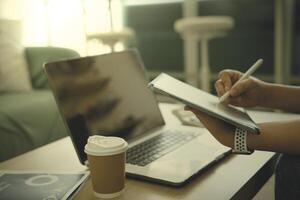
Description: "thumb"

(219, 71), (233, 91)
(230, 79), (253, 97)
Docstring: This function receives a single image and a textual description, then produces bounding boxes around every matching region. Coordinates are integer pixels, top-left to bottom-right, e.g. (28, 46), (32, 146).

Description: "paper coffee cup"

(85, 135), (128, 199)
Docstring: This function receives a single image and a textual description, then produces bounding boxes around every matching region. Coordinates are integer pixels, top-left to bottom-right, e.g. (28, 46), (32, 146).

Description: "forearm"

(247, 120), (300, 154)
(188, 107), (300, 154)
(262, 83), (300, 113)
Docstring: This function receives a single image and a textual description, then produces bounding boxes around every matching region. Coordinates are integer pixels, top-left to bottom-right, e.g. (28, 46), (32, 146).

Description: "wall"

(0, 0), (124, 55)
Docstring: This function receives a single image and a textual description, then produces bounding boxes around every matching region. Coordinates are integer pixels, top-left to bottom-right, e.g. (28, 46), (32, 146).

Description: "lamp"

(85, 0), (135, 52)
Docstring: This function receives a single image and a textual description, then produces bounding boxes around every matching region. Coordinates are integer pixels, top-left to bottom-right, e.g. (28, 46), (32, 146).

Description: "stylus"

(219, 59), (263, 103)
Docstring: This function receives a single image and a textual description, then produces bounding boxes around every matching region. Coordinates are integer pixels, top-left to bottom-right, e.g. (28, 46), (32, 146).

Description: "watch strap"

(232, 127), (254, 155)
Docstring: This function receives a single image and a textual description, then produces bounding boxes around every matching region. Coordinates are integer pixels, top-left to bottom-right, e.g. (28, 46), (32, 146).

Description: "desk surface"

(1, 103), (299, 200)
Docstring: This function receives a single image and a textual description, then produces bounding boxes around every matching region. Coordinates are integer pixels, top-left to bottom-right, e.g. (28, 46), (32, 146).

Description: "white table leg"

(184, 38), (199, 86)
(274, 0), (294, 84)
(274, 0), (284, 84)
(200, 38), (211, 92)
(282, 0), (294, 84)
(183, 0), (198, 17)
(182, 0), (199, 86)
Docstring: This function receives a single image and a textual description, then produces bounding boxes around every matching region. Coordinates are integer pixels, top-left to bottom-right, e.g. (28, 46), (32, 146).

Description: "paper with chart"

(0, 171), (89, 200)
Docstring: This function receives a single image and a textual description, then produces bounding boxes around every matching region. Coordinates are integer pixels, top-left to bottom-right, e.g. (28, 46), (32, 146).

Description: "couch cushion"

(0, 19), (32, 92)
(25, 47), (80, 89)
(0, 90), (68, 161)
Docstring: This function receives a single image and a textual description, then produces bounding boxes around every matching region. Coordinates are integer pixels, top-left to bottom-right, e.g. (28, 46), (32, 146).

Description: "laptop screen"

(45, 50), (165, 164)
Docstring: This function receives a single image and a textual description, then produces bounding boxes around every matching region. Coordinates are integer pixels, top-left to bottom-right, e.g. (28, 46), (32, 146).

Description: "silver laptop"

(44, 50), (231, 186)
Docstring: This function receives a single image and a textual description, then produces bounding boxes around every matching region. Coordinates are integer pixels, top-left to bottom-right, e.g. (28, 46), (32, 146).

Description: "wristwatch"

(232, 127), (254, 154)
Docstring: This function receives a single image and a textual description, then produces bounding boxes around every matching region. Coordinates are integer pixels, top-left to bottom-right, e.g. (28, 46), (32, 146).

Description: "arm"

(187, 69), (300, 154)
(216, 69), (300, 113)
(187, 107), (300, 155)
(263, 84), (300, 113)
(248, 120), (300, 154)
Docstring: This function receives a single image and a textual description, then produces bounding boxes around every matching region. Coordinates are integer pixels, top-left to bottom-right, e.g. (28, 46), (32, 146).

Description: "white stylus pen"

(219, 59), (263, 103)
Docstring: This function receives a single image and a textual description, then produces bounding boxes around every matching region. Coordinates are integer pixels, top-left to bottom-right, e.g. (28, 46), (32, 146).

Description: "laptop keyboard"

(126, 130), (200, 166)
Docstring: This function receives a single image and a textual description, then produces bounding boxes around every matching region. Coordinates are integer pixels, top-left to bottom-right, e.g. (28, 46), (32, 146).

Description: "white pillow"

(0, 19), (32, 92)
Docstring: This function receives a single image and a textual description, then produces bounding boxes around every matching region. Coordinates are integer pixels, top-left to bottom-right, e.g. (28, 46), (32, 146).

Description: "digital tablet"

(149, 73), (260, 134)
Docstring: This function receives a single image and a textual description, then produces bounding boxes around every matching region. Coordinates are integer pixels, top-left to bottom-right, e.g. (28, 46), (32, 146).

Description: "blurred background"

(1, 0), (299, 88)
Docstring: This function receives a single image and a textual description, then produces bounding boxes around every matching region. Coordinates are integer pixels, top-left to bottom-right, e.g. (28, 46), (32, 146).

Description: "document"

(0, 170), (89, 200)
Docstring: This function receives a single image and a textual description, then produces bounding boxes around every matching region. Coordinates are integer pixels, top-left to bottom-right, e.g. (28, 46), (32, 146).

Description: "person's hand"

(184, 106), (235, 148)
(215, 69), (268, 107)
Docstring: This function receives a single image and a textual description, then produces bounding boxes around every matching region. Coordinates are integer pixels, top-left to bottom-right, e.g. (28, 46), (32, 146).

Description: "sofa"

(0, 47), (79, 162)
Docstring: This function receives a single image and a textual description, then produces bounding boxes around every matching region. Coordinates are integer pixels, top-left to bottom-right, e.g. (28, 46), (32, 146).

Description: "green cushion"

(0, 90), (68, 161)
(25, 47), (80, 89)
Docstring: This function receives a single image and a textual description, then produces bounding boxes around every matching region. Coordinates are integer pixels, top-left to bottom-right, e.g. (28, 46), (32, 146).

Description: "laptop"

(44, 50), (231, 186)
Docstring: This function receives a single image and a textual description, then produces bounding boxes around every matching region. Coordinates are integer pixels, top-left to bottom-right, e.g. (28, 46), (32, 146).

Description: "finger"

(219, 70), (243, 86)
(214, 79), (225, 97)
(220, 97), (230, 105)
(230, 79), (253, 97)
(218, 71), (233, 91)
(184, 106), (202, 115)
(228, 96), (244, 107)
(185, 107), (202, 115)
(229, 95), (254, 107)
(187, 107), (223, 124)
(188, 109), (211, 122)
(184, 105), (192, 111)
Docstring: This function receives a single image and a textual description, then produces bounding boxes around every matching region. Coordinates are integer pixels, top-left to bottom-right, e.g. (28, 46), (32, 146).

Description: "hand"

(215, 69), (268, 107)
(184, 106), (235, 148)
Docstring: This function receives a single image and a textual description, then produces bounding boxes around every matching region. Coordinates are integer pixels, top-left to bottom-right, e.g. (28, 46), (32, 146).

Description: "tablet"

(149, 73), (260, 134)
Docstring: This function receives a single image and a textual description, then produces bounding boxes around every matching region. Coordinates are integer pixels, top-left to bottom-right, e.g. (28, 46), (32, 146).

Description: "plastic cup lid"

(84, 135), (128, 156)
